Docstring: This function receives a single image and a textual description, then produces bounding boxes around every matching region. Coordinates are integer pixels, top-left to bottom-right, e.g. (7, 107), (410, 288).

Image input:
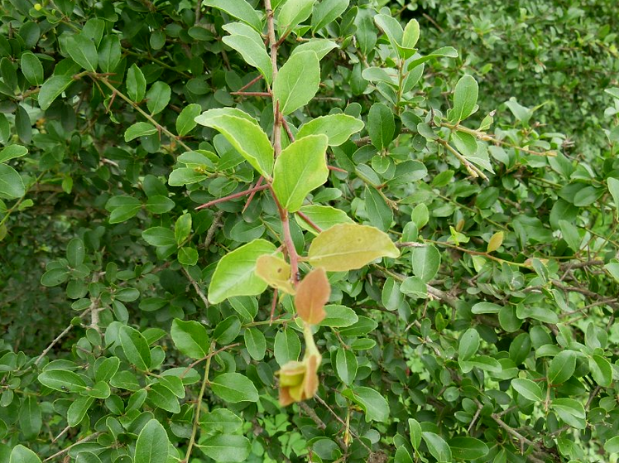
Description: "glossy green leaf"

(146, 81), (171, 115)
(125, 122), (157, 142)
(199, 435), (251, 462)
(411, 245), (441, 283)
(422, 432), (452, 463)
(20, 52), (43, 86)
(203, 0), (263, 32)
(368, 103), (395, 150)
(278, 0), (315, 34)
(210, 373), (259, 403)
(297, 114), (364, 146)
(38, 75), (73, 110)
(272, 134), (329, 212)
(0, 145), (27, 163)
(38, 370), (87, 392)
(126, 64), (146, 103)
(0, 164), (25, 199)
(343, 386), (389, 422)
(448, 437), (489, 460)
(512, 378), (544, 402)
(135, 419), (169, 463)
(171, 319), (209, 360)
(66, 34), (98, 71)
(222, 23), (272, 84)
(335, 348), (357, 385)
(195, 108), (274, 178)
(9, 445), (41, 463)
(458, 328), (480, 361)
(119, 326), (151, 371)
(273, 51), (320, 115)
(312, 0), (349, 32)
(208, 239), (277, 304)
(98, 35), (121, 73)
(450, 75), (479, 122)
(547, 351), (576, 385)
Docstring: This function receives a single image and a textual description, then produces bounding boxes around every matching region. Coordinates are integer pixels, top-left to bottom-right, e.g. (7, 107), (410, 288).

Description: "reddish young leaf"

(294, 268), (330, 325)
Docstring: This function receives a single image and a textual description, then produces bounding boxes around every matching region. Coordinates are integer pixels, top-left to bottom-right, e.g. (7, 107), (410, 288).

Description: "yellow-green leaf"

(255, 254), (295, 295)
(487, 231), (504, 253)
(308, 223), (399, 271)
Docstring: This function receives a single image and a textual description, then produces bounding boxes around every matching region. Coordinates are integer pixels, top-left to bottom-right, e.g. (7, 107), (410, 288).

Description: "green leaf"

(171, 319), (209, 360)
(199, 435), (251, 463)
(169, 168), (207, 186)
(409, 418), (422, 450)
(411, 245), (441, 283)
(125, 122), (157, 142)
(178, 246), (198, 266)
(38, 370), (87, 392)
(222, 23), (272, 84)
(297, 114), (364, 146)
(512, 378), (544, 402)
(590, 355), (613, 387)
(20, 52), (43, 86)
(18, 396), (41, 440)
(145, 195), (174, 214)
(547, 351), (576, 385)
(458, 328), (480, 361)
(308, 223), (399, 271)
(175, 213), (192, 245)
(135, 419), (169, 463)
(335, 348), (357, 385)
(203, 0), (263, 32)
(558, 220), (581, 252)
(459, 355), (502, 374)
(67, 396), (94, 427)
(320, 305), (359, 327)
(147, 383), (180, 413)
(274, 328), (301, 366)
(9, 445), (41, 463)
(471, 302), (502, 314)
(516, 305), (559, 324)
(208, 239), (277, 304)
(146, 81), (171, 115)
(374, 14), (403, 54)
(278, 0), (315, 34)
(75, 453), (102, 463)
(291, 39), (338, 59)
(607, 177), (619, 209)
(40, 268), (69, 287)
(244, 328), (266, 361)
(176, 103), (202, 136)
(0, 145), (28, 163)
(195, 108), (274, 178)
(272, 134), (329, 212)
(0, 164), (25, 199)
(126, 64), (146, 103)
(344, 386), (389, 422)
(98, 35), (121, 73)
(604, 436), (619, 455)
(142, 227), (176, 247)
(295, 205), (353, 234)
(551, 398), (586, 429)
(66, 34), (98, 72)
(448, 437), (489, 460)
(210, 373), (259, 403)
(119, 326), (151, 371)
(273, 51), (320, 115)
(450, 75), (479, 123)
(38, 75), (73, 110)
(422, 432), (452, 463)
(66, 238), (85, 267)
(364, 186), (392, 232)
(368, 103), (395, 150)
(312, 0), (349, 32)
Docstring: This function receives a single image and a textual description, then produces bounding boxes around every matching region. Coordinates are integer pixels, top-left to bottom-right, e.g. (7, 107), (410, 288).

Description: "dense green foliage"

(0, 0), (618, 462)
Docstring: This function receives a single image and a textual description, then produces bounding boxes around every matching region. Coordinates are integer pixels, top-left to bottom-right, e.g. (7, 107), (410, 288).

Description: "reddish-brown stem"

(195, 184), (270, 210)
(243, 176), (264, 212)
(275, 30), (291, 47)
(281, 211), (299, 283)
(230, 91), (272, 97)
(269, 288), (279, 323)
(282, 116), (295, 143)
(328, 165), (347, 173)
(296, 211), (323, 233)
(237, 74), (264, 92)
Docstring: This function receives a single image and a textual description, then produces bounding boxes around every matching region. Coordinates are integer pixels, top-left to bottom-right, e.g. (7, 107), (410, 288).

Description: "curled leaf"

(255, 254), (295, 295)
(278, 353), (321, 406)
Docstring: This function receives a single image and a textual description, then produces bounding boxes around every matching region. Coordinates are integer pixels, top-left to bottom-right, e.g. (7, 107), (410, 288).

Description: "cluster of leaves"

(0, 0), (618, 462)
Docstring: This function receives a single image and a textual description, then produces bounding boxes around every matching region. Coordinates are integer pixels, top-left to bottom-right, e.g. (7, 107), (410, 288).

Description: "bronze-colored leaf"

(295, 268), (330, 325)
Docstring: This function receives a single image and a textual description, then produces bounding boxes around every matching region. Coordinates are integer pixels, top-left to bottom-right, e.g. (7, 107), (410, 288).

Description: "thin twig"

(42, 432), (102, 462)
(195, 184), (270, 210)
(183, 268), (209, 308)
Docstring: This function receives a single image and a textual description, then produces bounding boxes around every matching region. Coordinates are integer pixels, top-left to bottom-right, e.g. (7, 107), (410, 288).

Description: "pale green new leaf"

(272, 51), (320, 115)
(291, 39), (338, 60)
(222, 23), (272, 84)
(208, 239), (277, 304)
(278, 0), (315, 34)
(297, 114), (364, 146)
(195, 108), (274, 178)
(203, 0), (263, 32)
(272, 134), (329, 212)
